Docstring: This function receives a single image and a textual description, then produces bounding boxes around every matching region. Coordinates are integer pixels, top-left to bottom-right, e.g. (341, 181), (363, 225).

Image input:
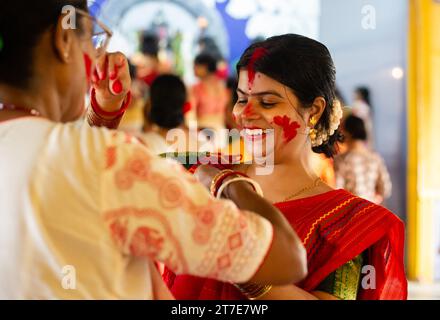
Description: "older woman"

(0, 1), (306, 299)
(165, 34), (407, 300)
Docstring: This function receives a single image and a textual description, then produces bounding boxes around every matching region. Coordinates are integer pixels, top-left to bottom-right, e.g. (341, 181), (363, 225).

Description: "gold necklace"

(283, 177), (322, 201)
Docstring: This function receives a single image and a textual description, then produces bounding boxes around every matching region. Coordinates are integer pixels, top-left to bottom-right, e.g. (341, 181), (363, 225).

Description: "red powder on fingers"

(248, 47), (268, 89)
(112, 80), (123, 94)
(83, 53), (93, 82)
(273, 115), (301, 143)
(110, 66), (119, 80)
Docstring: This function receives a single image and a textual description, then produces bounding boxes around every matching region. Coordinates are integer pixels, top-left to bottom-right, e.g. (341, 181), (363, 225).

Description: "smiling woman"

(164, 34), (407, 301)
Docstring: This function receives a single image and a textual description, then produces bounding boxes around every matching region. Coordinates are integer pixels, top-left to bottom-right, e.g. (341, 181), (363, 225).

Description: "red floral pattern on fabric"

(127, 157), (150, 181)
(159, 178), (185, 209)
(195, 207), (216, 228)
(105, 146), (117, 170)
(115, 169), (134, 190)
(217, 254), (231, 270)
(228, 233), (243, 250)
(104, 207), (189, 273)
(114, 148), (151, 190)
(109, 219), (128, 247)
(192, 227), (211, 245)
(129, 226), (164, 258)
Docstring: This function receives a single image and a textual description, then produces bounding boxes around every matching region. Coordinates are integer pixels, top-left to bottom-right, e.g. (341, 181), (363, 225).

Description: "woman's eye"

(261, 102), (277, 109)
(237, 100), (248, 105)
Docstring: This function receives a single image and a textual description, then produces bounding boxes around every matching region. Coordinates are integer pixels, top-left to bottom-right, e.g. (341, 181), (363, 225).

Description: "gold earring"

(309, 116), (318, 143)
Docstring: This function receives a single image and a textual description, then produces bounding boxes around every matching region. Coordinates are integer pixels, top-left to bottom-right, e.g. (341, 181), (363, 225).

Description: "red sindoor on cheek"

(273, 115), (301, 143)
(243, 102), (254, 117)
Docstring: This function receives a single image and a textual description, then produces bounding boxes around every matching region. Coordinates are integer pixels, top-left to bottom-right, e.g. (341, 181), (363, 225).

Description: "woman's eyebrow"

(237, 88), (283, 98)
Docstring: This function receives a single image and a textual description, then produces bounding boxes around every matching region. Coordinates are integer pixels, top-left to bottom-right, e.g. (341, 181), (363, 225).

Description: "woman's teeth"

(244, 129), (266, 136)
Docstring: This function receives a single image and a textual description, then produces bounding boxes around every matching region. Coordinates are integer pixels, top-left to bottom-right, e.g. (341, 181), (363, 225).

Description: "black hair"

(140, 32), (159, 57)
(194, 53), (218, 74)
(343, 115), (367, 141)
(197, 37), (222, 61)
(355, 86), (372, 108)
(128, 61), (137, 80)
(148, 74), (187, 129)
(237, 34), (342, 158)
(226, 77), (238, 105)
(0, 1), (88, 89)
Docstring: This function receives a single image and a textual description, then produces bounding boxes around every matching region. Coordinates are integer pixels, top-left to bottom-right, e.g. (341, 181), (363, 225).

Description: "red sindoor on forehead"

(248, 47), (268, 89)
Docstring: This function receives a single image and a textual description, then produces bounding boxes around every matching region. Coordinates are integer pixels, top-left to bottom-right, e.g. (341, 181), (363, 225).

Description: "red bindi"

(273, 115), (301, 143)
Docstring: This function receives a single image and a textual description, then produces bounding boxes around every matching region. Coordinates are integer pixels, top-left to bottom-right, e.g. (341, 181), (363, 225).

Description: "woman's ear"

(53, 14), (75, 63)
(308, 97), (326, 125)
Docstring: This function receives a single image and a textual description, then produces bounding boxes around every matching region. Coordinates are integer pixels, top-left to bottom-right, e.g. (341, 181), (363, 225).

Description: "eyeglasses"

(76, 8), (113, 57)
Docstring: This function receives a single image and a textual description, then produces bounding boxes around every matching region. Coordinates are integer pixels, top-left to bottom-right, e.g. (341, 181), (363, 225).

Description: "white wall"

(320, 0), (408, 219)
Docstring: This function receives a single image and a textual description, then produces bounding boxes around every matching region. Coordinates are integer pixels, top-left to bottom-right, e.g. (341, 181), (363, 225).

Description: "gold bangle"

(234, 283), (273, 300)
(209, 169), (234, 196)
(216, 177), (264, 199)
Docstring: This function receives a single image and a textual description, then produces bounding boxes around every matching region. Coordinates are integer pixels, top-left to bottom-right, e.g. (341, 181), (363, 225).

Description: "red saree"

(163, 189), (407, 300)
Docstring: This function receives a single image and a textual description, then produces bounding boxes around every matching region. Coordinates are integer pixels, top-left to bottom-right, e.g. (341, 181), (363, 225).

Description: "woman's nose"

(241, 102), (260, 120)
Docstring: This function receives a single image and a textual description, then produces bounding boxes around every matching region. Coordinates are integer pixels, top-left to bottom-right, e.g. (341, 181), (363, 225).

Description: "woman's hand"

(193, 165), (221, 191)
(92, 52), (131, 113)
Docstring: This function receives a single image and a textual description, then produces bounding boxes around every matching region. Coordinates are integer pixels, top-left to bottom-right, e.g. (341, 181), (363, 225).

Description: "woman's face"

(233, 70), (312, 164)
(60, 16), (96, 121)
(194, 64), (208, 79)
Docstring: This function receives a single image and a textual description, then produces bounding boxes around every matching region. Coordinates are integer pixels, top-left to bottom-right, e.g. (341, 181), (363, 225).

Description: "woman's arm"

(225, 178), (307, 285)
(100, 141), (307, 287)
(194, 165), (307, 285)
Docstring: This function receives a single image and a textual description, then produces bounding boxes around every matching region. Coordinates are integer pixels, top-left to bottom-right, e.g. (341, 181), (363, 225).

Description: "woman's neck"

(0, 83), (63, 122)
(242, 150), (331, 203)
(202, 74), (218, 83)
(347, 140), (367, 151)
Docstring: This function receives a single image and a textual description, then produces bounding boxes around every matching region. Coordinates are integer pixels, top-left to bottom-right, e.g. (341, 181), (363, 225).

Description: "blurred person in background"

(118, 62), (148, 135)
(136, 32), (161, 87)
(189, 53), (228, 133)
(139, 74), (190, 154)
(352, 86), (374, 148)
(334, 115), (392, 205)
